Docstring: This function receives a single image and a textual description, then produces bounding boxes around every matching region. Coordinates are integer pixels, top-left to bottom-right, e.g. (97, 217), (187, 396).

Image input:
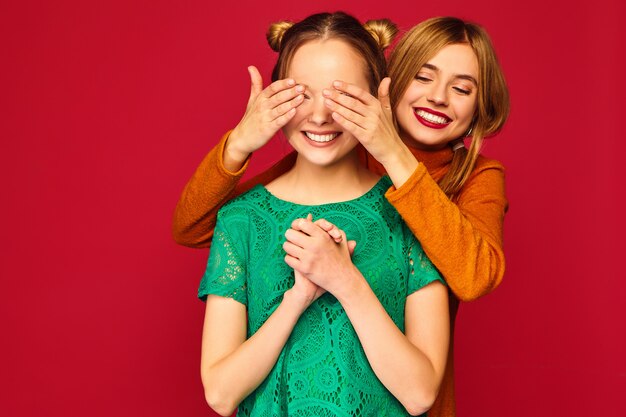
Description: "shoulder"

(220, 185), (267, 213)
(370, 176), (403, 221)
(216, 186), (269, 229)
(369, 176), (395, 209)
(342, 176), (401, 226)
(473, 154), (505, 174)
(463, 154), (506, 187)
(458, 154), (508, 208)
(376, 175), (394, 194)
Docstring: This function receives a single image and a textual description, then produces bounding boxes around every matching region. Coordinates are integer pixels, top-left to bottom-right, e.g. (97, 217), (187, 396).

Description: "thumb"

(347, 240), (357, 256)
(247, 65), (263, 99)
(378, 77), (392, 114)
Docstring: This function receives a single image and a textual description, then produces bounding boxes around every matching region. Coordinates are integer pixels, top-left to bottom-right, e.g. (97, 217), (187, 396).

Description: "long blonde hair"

(388, 17), (510, 200)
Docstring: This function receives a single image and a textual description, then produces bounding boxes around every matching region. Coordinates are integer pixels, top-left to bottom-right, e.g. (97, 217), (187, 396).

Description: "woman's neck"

(266, 151), (379, 205)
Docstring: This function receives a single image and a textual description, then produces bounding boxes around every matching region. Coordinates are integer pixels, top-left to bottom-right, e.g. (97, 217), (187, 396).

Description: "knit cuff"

(384, 162), (428, 203)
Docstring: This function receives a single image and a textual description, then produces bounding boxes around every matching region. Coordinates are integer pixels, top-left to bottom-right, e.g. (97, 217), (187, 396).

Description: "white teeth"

(305, 132), (339, 142)
(416, 109), (449, 125)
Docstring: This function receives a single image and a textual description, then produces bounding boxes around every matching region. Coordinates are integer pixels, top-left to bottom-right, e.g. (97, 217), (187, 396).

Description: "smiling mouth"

(304, 132), (340, 143)
(414, 109), (451, 126)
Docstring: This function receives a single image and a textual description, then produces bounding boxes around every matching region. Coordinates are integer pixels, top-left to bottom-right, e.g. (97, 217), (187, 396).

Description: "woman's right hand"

(224, 66), (305, 168)
(283, 215), (354, 313)
(286, 270), (326, 313)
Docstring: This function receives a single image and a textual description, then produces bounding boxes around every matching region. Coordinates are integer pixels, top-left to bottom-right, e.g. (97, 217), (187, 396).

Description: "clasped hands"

(283, 214), (358, 308)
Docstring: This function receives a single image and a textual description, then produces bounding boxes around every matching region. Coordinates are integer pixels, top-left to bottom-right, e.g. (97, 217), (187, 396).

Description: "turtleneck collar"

(409, 145), (454, 174)
(357, 143), (455, 180)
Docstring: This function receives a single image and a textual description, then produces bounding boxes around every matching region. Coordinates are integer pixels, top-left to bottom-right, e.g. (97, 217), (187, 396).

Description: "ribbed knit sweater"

(173, 131), (508, 417)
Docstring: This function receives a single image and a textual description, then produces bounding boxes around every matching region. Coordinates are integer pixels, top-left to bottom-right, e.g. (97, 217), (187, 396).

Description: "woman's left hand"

(323, 78), (419, 188)
(323, 78), (401, 165)
(283, 215), (360, 297)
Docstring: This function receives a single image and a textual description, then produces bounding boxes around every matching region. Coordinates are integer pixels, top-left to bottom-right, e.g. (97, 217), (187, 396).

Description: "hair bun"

(363, 19), (398, 50)
(267, 21), (294, 51)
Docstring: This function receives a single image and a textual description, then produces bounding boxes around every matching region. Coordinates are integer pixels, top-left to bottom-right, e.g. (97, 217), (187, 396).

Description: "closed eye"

(453, 87), (471, 95)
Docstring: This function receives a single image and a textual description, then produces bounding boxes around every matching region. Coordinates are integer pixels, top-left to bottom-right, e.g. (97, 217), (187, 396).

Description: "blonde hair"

(266, 12), (397, 95)
(363, 19), (397, 50)
(388, 17), (510, 200)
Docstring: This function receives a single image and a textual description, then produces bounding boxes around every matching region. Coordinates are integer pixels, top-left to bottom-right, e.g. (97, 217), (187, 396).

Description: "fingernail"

(333, 81), (342, 88)
(296, 85), (304, 93)
(322, 89), (331, 97)
(287, 79), (295, 86)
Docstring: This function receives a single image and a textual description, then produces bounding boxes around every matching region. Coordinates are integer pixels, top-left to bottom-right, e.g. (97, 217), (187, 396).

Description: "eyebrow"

(422, 63), (478, 86)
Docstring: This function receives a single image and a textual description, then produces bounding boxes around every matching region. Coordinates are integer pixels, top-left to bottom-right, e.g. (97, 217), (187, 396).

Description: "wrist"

(377, 139), (409, 166)
(281, 289), (310, 316)
(333, 265), (368, 305)
(381, 144), (418, 189)
(223, 130), (251, 172)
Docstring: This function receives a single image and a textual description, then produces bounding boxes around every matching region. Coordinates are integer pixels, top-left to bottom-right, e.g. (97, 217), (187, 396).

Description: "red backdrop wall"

(2, 0), (624, 416)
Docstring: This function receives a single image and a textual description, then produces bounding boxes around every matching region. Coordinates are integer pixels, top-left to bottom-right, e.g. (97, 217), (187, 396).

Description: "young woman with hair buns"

(196, 12), (449, 417)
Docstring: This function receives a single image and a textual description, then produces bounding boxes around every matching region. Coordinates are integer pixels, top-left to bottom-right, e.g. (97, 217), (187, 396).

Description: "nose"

(426, 80), (448, 107)
(308, 94), (333, 125)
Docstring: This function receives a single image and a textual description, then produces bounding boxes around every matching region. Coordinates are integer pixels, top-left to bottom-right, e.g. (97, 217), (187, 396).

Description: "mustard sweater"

(173, 131), (508, 417)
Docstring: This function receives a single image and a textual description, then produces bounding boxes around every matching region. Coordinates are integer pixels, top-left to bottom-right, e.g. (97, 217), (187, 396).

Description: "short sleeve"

(198, 218), (247, 305)
(407, 235), (445, 295)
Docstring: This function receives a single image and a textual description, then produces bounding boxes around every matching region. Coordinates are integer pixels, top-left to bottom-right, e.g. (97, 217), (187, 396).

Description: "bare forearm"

(336, 275), (445, 415)
(222, 129), (252, 172)
(378, 141), (419, 190)
(202, 293), (305, 415)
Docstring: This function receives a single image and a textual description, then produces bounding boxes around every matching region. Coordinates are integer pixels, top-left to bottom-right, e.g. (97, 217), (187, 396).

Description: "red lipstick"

(414, 107), (451, 130)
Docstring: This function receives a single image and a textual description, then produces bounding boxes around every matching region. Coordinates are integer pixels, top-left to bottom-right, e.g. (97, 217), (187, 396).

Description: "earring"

(452, 141), (465, 151)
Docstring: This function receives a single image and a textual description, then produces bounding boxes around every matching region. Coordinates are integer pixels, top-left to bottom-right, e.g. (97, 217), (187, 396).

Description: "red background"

(2, 0), (625, 416)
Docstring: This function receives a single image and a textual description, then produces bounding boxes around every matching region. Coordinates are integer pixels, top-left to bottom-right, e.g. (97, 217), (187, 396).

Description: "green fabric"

(199, 176), (443, 417)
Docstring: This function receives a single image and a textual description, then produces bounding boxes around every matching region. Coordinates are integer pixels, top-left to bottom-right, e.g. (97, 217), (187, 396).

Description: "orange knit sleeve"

(385, 159), (508, 301)
(172, 131), (295, 248)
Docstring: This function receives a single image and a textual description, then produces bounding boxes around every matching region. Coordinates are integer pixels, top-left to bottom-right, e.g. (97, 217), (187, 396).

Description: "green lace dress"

(199, 176), (443, 417)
